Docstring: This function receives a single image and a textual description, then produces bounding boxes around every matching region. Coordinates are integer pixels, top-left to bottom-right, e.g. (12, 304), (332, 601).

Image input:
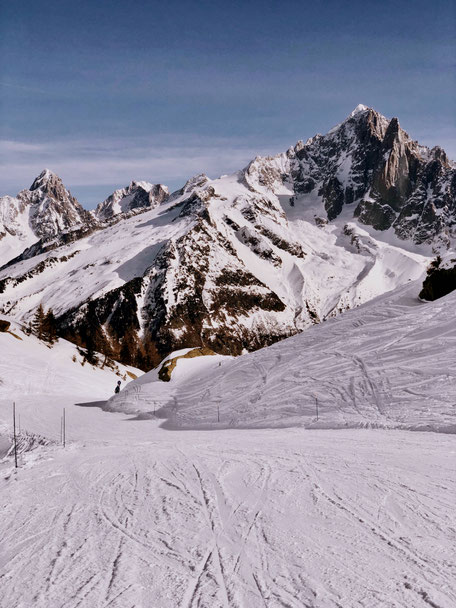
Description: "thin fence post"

(13, 402), (18, 468)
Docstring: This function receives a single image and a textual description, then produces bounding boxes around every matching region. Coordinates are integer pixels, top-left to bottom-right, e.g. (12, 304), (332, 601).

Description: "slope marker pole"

(13, 402), (18, 468)
(315, 395), (319, 421)
(63, 408), (66, 448)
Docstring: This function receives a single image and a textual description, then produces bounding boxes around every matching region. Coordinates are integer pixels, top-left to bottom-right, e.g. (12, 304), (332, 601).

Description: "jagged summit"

(349, 103), (370, 117)
(243, 105), (454, 244)
(0, 170), (93, 264)
(94, 181), (169, 221)
(29, 168), (67, 192)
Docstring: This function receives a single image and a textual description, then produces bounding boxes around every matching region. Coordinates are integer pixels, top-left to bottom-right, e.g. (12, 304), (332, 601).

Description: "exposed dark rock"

(256, 227), (306, 258)
(236, 226), (282, 266)
(419, 259), (456, 301)
(0, 319), (10, 332)
(354, 199), (396, 231)
(320, 177), (345, 221)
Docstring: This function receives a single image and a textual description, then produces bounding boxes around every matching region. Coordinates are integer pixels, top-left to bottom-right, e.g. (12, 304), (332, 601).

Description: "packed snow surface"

(1, 425), (455, 608)
(108, 279), (456, 433)
(1, 284), (455, 607)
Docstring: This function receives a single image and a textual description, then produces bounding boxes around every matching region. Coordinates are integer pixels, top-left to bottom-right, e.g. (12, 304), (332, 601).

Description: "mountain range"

(1, 105), (455, 366)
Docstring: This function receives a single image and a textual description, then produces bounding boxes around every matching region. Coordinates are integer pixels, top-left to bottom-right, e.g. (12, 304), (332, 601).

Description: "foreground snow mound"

(107, 280), (456, 432)
(134, 347), (233, 384)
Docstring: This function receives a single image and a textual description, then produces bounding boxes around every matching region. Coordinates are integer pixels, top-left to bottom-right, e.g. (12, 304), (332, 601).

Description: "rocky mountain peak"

(19, 170), (92, 240)
(0, 170), (93, 265)
(382, 116), (403, 148)
(29, 168), (59, 191)
(181, 174), (210, 194)
(349, 103), (369, 117)
(27, 169), (77, 206)
(431, 146), (450, 167)
(284, 107), (455, 244)
(94, 181), (170, 222)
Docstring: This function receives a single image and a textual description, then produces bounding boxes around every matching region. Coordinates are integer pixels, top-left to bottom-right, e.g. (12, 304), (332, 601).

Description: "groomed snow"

(106, 279), (456, 434)
(1, 282), (455, 607)
(1, 425), (455, 608)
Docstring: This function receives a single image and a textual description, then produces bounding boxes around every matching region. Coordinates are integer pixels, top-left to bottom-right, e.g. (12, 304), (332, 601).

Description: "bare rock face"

(279, 106), (455, 244)
(19, 169), (93, 239)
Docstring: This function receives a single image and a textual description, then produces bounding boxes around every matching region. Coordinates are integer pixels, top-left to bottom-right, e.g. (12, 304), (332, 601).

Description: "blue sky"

(1, 0), (455, 208)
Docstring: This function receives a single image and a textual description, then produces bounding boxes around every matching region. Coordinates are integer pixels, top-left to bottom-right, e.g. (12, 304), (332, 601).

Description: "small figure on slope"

(114, 380), (121, 394)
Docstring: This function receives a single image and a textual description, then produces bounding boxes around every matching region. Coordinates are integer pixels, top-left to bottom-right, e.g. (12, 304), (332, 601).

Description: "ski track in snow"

(114, 281), (456, 434)
(1, 281), (456, 606)
(1, 426), (455, 608)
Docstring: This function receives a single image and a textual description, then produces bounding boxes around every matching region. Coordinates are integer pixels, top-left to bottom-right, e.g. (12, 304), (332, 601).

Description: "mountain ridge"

(0, 105), (454, 367)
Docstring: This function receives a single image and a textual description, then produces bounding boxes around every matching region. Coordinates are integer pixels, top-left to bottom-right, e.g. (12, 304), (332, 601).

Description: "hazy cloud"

(0, 134), (292, 205)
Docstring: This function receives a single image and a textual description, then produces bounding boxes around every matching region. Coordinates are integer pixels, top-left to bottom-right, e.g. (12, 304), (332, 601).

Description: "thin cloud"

(0, 81), (48, 94)
(0, 134), (293, 202)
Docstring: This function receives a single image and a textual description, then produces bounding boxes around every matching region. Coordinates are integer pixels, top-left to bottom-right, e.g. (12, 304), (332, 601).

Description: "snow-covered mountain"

(0, 106), (454, 364)
(0, 169), (93, 264)
(244, 103), (455, 246)
(94, 181), (169, 221)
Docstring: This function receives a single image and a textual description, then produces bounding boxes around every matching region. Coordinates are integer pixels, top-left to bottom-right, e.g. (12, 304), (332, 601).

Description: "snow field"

(1, 423), (455, 608)
(1, 279), (456, 607)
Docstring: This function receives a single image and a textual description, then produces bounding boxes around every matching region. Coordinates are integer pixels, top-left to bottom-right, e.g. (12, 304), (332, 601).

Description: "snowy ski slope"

(107, 279), (456, 433)
(1, 282), (455, 607)
(1, 425), (455, 608)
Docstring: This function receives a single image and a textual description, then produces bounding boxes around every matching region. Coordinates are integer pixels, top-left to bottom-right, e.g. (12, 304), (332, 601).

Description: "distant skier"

(114, 380), (121, 394)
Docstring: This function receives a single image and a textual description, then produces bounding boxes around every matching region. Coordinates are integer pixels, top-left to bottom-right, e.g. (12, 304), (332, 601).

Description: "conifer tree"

(32, 304), (46, 340)
(43, 308), (58, 344)
(84, 331), (97, 365)
(139, 335), (161, 370)
(119, 326), (139, 366)
(78, 301), (109, 365)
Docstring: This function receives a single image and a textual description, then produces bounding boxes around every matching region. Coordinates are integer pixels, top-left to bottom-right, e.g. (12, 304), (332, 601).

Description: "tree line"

(29, 302), (161, 371)
(28, 304), (58, 344)
(78, 321), (160, 370)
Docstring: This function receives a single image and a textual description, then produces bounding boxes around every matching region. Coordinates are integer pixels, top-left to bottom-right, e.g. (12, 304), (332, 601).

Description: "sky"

(1, 0), (455, 209)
